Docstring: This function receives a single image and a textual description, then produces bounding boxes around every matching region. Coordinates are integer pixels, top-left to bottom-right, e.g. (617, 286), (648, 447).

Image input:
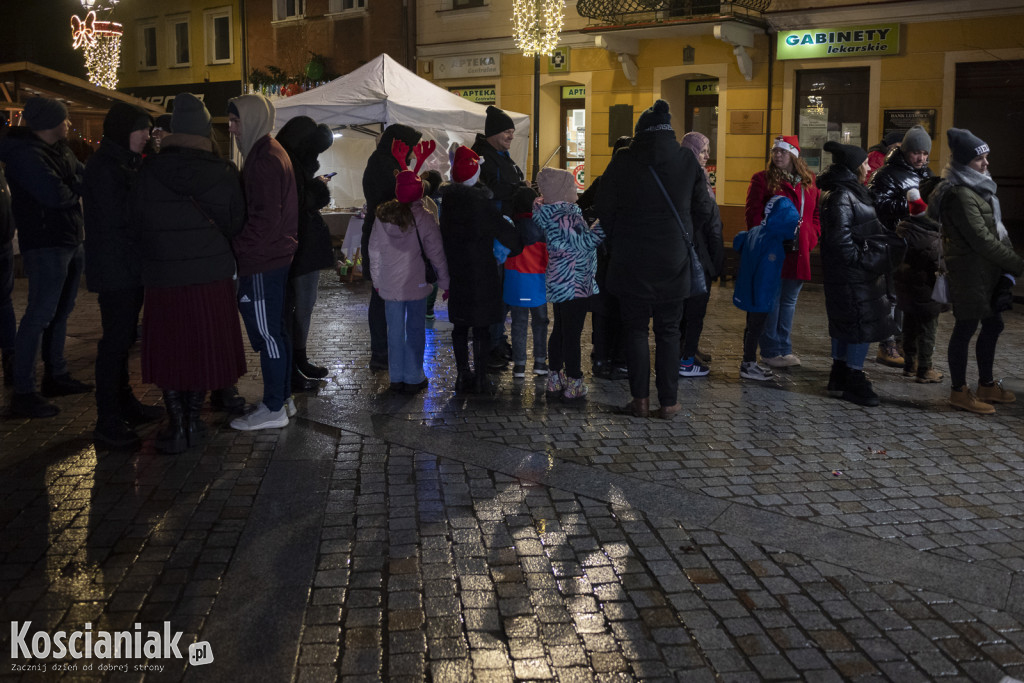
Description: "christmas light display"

(512, 0), (564, 57)
(71, 3), (123, 90)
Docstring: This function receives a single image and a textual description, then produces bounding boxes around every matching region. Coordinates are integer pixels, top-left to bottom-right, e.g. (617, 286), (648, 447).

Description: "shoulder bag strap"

(648, 166), (696, 250)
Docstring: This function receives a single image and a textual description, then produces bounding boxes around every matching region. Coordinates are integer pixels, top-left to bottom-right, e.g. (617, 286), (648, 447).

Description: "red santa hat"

(450, 144), (482, 185)
(906, 188), (927, 216)
(772, 135), (800, 158)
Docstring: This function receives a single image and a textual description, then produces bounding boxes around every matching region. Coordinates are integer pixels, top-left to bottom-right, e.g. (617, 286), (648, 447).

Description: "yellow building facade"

(418, 0), (1024, 237)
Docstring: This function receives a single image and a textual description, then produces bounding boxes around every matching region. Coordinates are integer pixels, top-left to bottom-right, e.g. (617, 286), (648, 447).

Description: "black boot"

(120, 391), (163, 426)
(184, 391), (208, 448)
(827, 359), (848, 396)
(295, 348), (328, 379)
(155, 390), (188, 454)
(455, 369), (476, 393)
(2, 350), (12, 387)
(291, 367), (319, 392)
(210, 386), (246, 415)
(472, 337), (493, 393)
(842, 370), (880, 407)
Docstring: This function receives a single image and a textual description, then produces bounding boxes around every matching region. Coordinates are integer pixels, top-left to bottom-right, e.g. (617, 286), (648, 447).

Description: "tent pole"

(532, 54), (540, 183)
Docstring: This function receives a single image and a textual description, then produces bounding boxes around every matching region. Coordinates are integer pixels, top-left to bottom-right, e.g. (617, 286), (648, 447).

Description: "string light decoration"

(70, 2), (123, 90)
(512, 0), (565, 57)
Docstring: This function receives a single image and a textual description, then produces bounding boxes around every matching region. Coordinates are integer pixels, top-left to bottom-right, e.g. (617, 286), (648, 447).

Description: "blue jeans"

(510, 304), (548, 364)
(14, 244), (85, 393)
(238, 266), (291, 412)
(0, 240), (15, 354)
(384, 298), (427, 384)
(832, 338), (870, 370)
(760, 278), (804, 357)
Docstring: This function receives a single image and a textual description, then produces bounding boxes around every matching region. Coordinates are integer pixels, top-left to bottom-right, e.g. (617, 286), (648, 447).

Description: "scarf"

(932, 161), (1007, 242)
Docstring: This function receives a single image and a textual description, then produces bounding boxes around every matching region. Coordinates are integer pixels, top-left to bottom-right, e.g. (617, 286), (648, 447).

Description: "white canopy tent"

(273, 53), (530, 209)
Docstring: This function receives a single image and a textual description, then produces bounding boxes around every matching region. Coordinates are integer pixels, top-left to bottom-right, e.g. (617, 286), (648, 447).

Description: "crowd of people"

(0, 92), (1017, 455)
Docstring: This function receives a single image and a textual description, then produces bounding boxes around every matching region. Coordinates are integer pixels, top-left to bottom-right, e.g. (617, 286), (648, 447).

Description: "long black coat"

(360, 124), (421, 280)
(594, 129), (715, 302)
(276, 117), (334, 277)
(868, 147), (933, 231)
(133, 137), (245, 288)
(439, 182), (519, 327)
(82, 138), (142, 292)
(818, 164), (907, 343)
(894, 213), (944, 317)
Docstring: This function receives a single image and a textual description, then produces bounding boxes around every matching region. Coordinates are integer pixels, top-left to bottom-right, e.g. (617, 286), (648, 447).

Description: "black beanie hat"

(824, 140), (868, 173)
(23, 97), (68, 131)
(172, 93), (212, 137)
(883, 130), (903, 147)
(635, 99), (672, 134)
(153, 114), (173, 132)
(103, 103), (152, 150)
(946, 127), (989, 166)
(484, 106), (515, 137)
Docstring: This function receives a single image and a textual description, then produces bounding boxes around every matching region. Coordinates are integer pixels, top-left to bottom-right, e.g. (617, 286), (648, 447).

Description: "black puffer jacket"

(894, 213), (944, 317)
(276, 117), (335, 277)
(868, 147), (933, 231)
(439, 182), (519, 327)
(133, 136), (245, 288)
(0, 165), (12, 246)
(594, 129), (715, 302)
(472, 133), (526, 217)
(360, 124), (421, 280)
(0, 127), (84, 251)
(818, 164), (907, 343)
(82, 138), (143, 292)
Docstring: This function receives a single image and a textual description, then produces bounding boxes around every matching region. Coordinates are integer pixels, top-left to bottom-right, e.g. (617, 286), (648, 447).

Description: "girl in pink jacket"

(368, 140), (450, 394)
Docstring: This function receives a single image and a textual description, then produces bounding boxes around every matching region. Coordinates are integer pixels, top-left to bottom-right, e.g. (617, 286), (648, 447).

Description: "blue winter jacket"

(732, 196), (800, 313)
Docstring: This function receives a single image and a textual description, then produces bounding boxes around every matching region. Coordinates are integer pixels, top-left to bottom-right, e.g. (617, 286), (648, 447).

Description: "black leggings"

(452, 325), (489, 372)
(549, 298), (590, 379)
(947, 314), (1004, 389)
(743, 311), (770, 363)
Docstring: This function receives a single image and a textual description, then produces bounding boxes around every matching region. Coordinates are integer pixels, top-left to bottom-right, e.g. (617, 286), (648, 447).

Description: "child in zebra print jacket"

(535, 167), (605, 402)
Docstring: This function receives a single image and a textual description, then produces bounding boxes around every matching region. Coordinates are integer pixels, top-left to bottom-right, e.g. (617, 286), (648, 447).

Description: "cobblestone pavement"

(3, 273), (1024, 682)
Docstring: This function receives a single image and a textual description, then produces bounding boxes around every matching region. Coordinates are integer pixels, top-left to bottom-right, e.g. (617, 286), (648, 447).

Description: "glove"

(442, 290), (450, 302)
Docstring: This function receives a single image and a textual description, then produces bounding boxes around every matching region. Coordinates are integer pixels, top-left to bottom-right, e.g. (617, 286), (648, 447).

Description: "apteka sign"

(777, 24), (899, 60)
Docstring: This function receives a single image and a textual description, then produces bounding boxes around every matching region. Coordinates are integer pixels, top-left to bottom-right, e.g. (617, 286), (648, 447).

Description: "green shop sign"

(777, 24), (899, 60)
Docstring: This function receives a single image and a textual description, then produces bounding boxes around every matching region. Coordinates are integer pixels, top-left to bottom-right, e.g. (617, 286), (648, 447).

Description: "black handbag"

(415, 225), (438, 284)
(782, 186), (805, 253)
(648, 166), (708, 297)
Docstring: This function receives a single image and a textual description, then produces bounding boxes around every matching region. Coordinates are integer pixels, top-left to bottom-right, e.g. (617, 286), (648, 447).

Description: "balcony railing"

(576, 0), (770, 25)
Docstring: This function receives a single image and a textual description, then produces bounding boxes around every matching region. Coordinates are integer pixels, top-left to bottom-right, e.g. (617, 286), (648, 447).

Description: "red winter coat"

(745, 170), (821, 281)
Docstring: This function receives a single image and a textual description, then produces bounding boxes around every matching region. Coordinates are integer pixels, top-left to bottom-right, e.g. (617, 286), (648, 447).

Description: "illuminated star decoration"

(512, 0), (564, 57)
(70, 9), (123, 90)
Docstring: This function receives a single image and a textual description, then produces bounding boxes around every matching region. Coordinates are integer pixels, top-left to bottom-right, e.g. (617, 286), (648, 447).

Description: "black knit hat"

(946, 127), (989, 166)
(102, 103), (152, 151)
(171, 93), (211, 137)
(824, 140), (868, 173)
(23, 97), (68, 131)
(153, 114), (173, 132)
(883, 130), (903, 147)
(484, 106), (515, 137)
(635, 99), (672, 134)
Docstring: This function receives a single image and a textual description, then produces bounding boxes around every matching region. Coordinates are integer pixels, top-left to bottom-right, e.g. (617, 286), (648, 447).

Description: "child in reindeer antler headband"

(367, 138), (450, 395)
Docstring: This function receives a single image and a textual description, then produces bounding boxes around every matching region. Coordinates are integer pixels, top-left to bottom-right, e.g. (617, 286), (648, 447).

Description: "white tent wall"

(273, 53), (530, 210)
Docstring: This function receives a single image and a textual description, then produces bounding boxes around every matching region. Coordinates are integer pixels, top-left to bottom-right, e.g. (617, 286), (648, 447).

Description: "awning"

(0, 61), (165, 117)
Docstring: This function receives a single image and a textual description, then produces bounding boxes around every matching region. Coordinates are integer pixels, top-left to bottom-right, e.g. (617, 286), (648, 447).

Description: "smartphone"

(324, 172), (338, 178)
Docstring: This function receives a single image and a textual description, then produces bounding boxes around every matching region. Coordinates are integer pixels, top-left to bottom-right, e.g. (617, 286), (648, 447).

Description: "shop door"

(794, 67), (869, 174)
(683, 79), (719, 194)
(560, 87), (586, 194)
(955, 60), (1024, 243)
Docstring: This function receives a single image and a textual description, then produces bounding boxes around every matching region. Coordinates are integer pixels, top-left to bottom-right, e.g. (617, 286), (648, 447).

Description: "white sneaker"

(761, 355), (787, 368)
(740, 361), (774, 381)
(285, 396), (297, 418)
(780, 353), (801, 367)
(230, 403), (289, 431)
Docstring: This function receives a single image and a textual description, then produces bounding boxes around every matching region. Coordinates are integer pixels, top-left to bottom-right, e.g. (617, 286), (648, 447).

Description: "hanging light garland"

(70, 1), (123, 90)
(512, 0), (565, 57)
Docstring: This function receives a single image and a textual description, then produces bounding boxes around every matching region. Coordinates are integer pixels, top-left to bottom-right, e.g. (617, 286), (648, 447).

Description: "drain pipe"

(765, 29), (774, 163)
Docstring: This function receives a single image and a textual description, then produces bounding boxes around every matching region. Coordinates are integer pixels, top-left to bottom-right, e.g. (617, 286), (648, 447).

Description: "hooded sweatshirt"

(732, 196), (800, 313)
(229, 94), (298, 276)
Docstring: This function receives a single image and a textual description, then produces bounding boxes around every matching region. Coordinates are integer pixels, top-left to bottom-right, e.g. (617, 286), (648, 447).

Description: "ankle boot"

(184, 391), (208, 447)
(1, 350), (12, 387)
(826, 359), (848, 396)
(295, 348), (329, 379)
(455, 368), (476, 393)
(471, 337), (493, 393)
(155, 390), (188, 454)
(841, 370), (880, 407)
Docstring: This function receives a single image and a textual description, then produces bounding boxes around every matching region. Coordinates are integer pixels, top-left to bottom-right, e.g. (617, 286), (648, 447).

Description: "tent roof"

(273, 54), (530, 168)
(0, 62), (165, 116)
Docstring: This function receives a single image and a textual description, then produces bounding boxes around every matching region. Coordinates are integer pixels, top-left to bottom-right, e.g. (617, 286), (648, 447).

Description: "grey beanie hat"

(171, 93), (211, 137)
(901, 125), (931, 153)
(23, 97), (68, 131)
(946, 127), (989, 166)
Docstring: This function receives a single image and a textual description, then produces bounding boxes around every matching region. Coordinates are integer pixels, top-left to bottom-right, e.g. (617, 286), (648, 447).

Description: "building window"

(274, 0), (305, 20)
(204, 8), (233, 64)
(170, 17), (190, 67)
(329, 0), (366, 10)
(794, 67), (869, 174)
(451, 0), (486, 7)
(138, 21), (158, 70)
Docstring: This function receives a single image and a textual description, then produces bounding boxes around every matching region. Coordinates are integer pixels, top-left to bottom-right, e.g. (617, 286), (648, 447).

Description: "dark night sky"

(0, 0), (89, 78)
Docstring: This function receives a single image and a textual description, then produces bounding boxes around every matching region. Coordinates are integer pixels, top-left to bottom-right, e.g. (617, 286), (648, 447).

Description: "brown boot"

(949, 387), (995, 414)
(657, 403), (681, 419)
(977, 381), (1015, 404)
(619, 397), (649, 417)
